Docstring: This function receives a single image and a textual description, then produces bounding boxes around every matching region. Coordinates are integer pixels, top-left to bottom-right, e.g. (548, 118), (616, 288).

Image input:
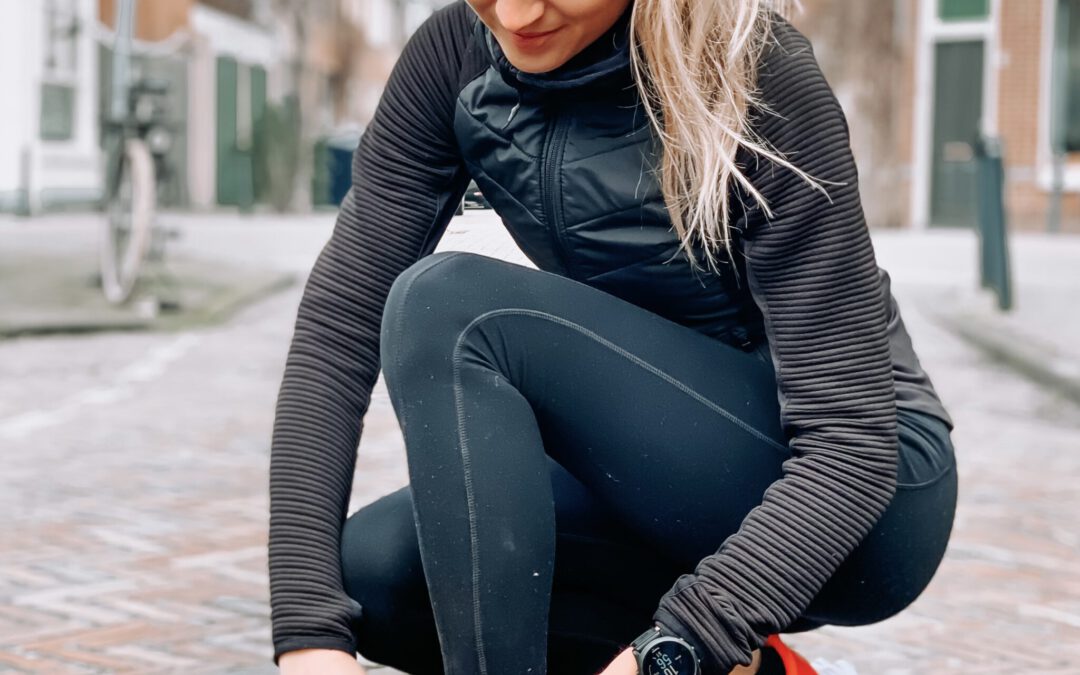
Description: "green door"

(216, 57), (267, 208)
(249, 65), (267, 200)
(929, 40), (985, 228)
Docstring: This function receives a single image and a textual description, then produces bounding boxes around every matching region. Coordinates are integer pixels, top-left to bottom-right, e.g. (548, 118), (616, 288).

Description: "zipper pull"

(504, 92), (522, 129)
(504, 102), (521, 128)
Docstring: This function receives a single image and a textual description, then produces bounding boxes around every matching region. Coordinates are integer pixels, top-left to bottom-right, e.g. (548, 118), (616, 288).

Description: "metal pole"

(109, 0), (136, 123)
(975, 135), (1014, 311)
(1048, 0), (1069, 233)
(1050, 152), (1065, 234)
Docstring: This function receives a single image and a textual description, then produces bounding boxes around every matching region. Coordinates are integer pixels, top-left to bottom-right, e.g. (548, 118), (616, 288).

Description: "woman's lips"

(509, 27), (562, 50)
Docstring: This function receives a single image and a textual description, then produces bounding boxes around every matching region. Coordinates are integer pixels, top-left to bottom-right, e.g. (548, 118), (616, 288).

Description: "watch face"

(642, 639), (696, 675)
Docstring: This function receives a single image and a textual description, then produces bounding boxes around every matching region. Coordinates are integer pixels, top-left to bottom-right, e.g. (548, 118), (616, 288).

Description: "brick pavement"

(1, 212), (1078, 673)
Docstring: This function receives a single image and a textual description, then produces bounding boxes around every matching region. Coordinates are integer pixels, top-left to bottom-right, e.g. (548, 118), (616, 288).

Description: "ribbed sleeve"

(268, 3), (472, 662)
(652, 17), (900, 672)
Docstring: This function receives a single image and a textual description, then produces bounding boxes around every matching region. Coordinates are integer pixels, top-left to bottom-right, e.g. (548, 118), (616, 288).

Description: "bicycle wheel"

(101, 137), (155, 304)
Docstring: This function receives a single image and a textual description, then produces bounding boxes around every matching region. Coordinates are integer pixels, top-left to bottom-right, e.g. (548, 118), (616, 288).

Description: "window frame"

(938, 0), (991, 22)
(40, 0), (81, 142)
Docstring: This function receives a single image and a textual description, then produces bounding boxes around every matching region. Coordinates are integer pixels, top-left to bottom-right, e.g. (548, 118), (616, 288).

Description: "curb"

(0, 261), (297, 340)
(150, 270), (298, 333)
(923, 305), (1080, 408)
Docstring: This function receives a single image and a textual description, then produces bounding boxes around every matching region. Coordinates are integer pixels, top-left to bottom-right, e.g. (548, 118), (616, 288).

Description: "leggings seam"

(387, 251), (488, 674)
(450, 307), (788, 674)
(455, 309), (789, 454)
(895, 457), (955, 491)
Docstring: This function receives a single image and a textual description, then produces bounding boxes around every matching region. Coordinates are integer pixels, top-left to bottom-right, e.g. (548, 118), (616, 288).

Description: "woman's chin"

(498, 41), (572, 74)
(504, 53), (563, 74)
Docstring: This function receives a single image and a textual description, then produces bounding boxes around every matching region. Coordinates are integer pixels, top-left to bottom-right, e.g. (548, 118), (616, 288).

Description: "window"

(938, 0), (990, 21)
(1054, 0), (1080, 151)
(41, 0), (80, 141)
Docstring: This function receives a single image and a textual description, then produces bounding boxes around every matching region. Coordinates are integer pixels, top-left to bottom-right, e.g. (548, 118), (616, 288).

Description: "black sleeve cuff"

(653, 608), (720, 673)
(652, 574), (762, 673)
(273, 635), (357, 666)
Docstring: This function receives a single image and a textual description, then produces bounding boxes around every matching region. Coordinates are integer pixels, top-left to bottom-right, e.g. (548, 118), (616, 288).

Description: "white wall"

(0, 2), (34, 211)
(187, 33), (217, 210)
(37, 0), (104, 208)
(0, 0), (102, 213)
(190, 4), (279, 67)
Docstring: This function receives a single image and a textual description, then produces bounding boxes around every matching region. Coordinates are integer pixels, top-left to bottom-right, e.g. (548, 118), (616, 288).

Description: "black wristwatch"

(630, 623), (701, 675)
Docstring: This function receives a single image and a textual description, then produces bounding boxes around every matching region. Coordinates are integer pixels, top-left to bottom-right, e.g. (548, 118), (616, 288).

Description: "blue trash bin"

(325, 126), (364, 206)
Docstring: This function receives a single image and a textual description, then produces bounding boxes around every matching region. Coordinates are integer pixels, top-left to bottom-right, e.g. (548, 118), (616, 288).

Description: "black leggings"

(341, 251), (957, 675)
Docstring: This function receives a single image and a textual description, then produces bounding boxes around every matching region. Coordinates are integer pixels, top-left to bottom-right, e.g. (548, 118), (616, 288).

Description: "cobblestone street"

(1, 213), (1078, 673)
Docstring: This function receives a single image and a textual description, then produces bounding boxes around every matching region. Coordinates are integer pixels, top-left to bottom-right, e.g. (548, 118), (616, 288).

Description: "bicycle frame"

(100, 0), (158, 305)
(103, 0), (135, 202)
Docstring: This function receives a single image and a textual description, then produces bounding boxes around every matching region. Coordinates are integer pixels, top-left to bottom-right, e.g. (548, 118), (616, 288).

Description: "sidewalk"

(872, 228), (1080, 405)
(0, 213), (300, 339)
(7, 212), (1075, 403)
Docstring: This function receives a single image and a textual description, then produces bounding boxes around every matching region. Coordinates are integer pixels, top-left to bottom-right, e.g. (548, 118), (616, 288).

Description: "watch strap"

(631, 624), (663, 654)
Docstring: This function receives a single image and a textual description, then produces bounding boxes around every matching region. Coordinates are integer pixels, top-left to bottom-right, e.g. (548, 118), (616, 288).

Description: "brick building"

(794, 0), (1080, 233)
(0, 0), (450, 214)
(95, 0), (450, 210)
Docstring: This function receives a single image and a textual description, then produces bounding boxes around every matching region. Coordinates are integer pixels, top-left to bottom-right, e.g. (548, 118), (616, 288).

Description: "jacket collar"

(481, 4), (634, 93)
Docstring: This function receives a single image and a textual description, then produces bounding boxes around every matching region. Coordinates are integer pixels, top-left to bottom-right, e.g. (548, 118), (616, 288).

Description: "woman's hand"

(278, 649), (368, 675)
(597, 645), (763, 675)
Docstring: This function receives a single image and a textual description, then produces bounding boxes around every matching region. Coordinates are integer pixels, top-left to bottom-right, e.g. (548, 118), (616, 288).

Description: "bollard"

(973, 135), (1014, 311)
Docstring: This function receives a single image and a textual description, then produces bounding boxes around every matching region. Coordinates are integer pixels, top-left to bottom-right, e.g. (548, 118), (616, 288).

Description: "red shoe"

(763, 634), (818, 674)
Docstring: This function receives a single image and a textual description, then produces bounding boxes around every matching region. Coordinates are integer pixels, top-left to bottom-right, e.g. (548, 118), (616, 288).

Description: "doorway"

(929, 40), (986, 228)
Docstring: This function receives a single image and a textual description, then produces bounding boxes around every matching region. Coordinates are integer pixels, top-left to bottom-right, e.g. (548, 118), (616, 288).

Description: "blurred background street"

(3, 0), (1080, 673)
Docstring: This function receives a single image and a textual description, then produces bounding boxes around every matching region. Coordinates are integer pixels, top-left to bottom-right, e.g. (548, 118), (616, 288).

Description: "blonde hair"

(627, 0), (826, 276)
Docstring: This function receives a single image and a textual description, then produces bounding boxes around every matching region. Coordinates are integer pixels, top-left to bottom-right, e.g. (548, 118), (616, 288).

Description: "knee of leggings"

(340, 491), (442, 672)
(380, 251), (494, 381)
(339, 490), (426, 625)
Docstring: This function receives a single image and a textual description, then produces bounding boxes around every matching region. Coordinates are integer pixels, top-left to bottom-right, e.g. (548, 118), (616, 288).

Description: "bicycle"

(99, 0), (177, 305)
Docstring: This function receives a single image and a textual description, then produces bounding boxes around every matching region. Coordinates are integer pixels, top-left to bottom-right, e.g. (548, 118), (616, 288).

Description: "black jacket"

(269, 1), (953, 669)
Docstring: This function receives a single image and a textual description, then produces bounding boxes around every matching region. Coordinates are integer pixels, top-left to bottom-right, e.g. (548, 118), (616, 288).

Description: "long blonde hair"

(628, 0), (826, 276)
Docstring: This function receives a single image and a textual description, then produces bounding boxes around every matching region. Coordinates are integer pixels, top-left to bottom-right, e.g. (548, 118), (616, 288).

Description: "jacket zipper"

(541, 106), (575, 278)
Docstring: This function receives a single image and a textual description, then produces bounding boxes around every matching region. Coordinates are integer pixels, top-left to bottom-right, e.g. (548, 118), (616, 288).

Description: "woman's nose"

(494, 0), (546, 33)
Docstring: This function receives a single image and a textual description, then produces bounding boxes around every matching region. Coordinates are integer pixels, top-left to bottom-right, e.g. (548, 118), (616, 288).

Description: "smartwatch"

(630, 623), (701, 675)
